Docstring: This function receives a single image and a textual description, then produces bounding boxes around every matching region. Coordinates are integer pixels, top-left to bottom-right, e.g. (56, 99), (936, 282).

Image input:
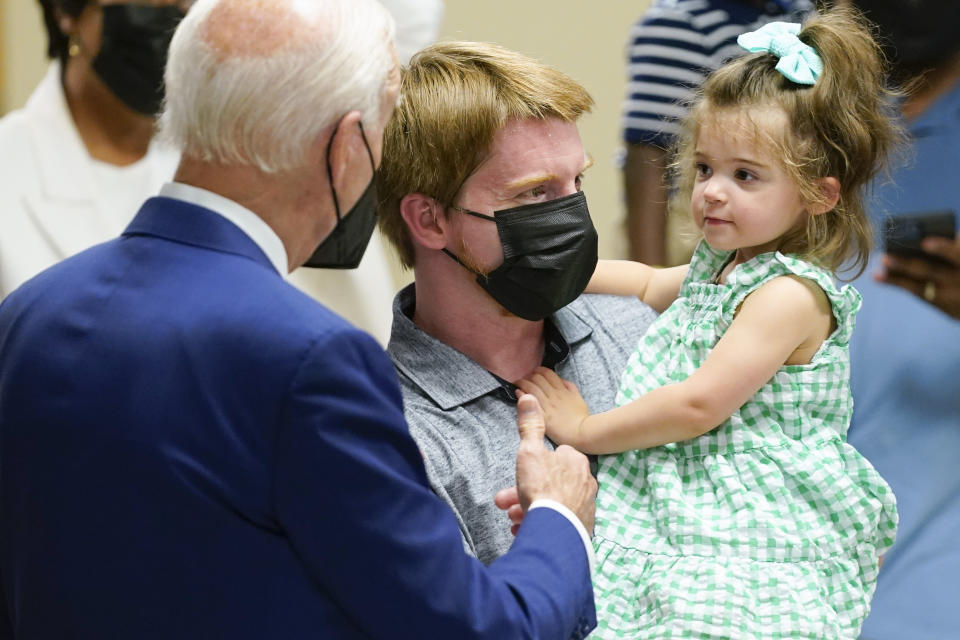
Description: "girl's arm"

(518, 275), (833, 454)
(585, 260), (689, 314)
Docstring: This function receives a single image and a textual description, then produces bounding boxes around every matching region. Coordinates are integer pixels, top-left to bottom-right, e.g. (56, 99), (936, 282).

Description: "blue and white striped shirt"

(623, 0), (814, 147)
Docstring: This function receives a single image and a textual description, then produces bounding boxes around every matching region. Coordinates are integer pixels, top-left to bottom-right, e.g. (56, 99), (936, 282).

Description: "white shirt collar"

(159, 182), (289, 277)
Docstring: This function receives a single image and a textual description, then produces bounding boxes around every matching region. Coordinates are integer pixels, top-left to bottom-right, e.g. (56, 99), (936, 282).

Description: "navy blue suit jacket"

(0, 197), (595, 639)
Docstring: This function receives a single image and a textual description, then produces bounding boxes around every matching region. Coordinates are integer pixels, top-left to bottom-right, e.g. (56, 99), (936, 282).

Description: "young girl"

(518, 8), (900, 639)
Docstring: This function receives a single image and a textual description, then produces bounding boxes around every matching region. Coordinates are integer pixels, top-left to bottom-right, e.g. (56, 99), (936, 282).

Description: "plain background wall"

(1, 1), (49, 114)
(0, 1), (654, 269)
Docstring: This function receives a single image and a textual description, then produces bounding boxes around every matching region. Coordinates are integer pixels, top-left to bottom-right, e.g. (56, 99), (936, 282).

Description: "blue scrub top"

(849, 81), (960, 640)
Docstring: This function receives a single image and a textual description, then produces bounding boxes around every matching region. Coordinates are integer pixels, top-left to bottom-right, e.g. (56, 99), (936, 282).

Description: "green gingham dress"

(591, 241), (898, 640)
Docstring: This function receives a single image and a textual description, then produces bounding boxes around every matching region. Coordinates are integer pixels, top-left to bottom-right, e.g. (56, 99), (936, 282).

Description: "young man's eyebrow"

(504, 174), (560, 191)
(502, 157), (595, 192)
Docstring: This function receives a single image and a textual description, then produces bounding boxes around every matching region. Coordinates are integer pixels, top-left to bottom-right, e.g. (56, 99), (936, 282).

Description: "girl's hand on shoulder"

(515, 367), (589, 449)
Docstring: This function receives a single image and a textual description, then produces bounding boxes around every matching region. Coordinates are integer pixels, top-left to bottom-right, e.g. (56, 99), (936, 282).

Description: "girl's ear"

(810, 177), (841, 215)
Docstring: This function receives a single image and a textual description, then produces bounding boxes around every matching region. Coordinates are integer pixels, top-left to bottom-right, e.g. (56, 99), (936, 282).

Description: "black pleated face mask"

(443, 191), (599, 321)
(304, 122), (379, 269)
(91, 4), (184, 116)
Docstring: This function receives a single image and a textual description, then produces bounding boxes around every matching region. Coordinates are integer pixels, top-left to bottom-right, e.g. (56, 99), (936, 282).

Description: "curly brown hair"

(670, 5), (904, 278)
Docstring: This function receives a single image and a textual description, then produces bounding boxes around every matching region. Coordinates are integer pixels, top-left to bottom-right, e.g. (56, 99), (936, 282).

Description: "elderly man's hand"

(494, 487), (524, 536)
(508, 394), (596, 534)
(877, 233), (960, 319)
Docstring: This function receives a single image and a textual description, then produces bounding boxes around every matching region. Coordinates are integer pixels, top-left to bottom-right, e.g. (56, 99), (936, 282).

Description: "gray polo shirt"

(387, 285), (657, 565)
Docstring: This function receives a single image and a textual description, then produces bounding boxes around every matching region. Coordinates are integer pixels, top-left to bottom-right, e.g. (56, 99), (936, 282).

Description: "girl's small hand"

(516, 366), (589, 448)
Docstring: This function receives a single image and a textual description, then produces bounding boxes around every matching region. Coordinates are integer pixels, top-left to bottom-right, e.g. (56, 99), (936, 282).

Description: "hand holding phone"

(883, 211), (956, 262)
(879, 210), (960, 318)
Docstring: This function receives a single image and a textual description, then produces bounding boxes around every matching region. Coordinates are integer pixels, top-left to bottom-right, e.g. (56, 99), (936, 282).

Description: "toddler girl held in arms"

(519, 7), (899, 639)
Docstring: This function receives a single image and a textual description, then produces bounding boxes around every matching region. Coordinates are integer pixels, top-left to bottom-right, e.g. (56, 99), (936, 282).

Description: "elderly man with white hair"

(0, 1), (599, 638)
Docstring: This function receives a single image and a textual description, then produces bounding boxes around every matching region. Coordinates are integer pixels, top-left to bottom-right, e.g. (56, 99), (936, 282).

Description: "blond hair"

(377, 42), (594, 268)
(671, 5), (903, 278)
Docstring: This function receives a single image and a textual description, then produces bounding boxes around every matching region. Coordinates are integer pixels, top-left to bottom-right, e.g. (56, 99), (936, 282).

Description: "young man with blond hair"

(378, 42), (658, 564)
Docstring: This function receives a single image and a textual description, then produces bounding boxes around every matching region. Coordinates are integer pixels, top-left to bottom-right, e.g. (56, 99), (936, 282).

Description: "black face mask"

(443, 191), (598, 321)
(91, 4), (184, 116)
(304, 122), (379, 269)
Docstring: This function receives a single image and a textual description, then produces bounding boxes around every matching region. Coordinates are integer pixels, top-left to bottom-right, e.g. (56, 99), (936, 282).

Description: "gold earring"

(68, 37), (81, 58)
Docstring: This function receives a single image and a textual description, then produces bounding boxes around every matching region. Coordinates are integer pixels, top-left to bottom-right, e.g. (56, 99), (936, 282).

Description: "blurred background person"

(620, 0), (813, 265)
(853, 0), (960, 319)
(841, 1), (960, 638)
(0, 0), (185, 299)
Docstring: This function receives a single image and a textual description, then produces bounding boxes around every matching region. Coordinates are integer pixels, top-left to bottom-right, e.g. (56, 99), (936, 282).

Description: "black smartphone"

(882, 210), (956, 261)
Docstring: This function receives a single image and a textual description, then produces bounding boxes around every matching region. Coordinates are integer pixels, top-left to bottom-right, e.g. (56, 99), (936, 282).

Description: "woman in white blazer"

(0, 0), (183, 300)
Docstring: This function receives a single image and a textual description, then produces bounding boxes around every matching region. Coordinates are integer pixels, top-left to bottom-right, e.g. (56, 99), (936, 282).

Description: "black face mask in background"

(304, 122), (379, 269)
(92, 4), (184, 116)
(443, 191), (599, 321)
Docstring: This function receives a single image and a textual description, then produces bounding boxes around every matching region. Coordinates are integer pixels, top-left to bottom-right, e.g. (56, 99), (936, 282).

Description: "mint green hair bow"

(737, 21), (823, 85)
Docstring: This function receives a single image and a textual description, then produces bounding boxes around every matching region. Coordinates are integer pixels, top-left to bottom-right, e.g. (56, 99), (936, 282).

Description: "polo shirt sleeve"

(404, 402), (482, 558)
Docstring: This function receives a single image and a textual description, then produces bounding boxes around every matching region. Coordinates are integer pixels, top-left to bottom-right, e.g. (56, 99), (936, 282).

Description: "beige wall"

(0, 1), (652, 264)
(0, 0), (47, 114)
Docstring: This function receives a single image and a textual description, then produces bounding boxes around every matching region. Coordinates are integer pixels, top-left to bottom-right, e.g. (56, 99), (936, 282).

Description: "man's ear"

(400, 193), (448, 250)
(810, 177), (841, 215)
(326, 111), (365, 193)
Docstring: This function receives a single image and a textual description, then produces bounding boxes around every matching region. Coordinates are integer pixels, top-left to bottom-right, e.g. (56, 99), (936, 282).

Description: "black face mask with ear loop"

(304, 122), (380, 269)
(91, 4), (184, 116)
(443, 191), (599, 321)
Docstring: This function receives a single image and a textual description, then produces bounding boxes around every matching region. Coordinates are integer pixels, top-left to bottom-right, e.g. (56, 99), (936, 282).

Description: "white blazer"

(0, 63), (178, 299)
(0, 64), (398, 344)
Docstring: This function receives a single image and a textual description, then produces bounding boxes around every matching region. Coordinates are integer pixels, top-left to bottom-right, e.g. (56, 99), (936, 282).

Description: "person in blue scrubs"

(846, 2), (960, 638)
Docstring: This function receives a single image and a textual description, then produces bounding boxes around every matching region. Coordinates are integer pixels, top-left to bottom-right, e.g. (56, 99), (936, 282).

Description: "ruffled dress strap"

(717, 250), (862, 347)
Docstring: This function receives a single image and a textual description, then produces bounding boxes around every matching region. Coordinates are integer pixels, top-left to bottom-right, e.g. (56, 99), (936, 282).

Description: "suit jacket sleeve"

(272, 327), (595, 639)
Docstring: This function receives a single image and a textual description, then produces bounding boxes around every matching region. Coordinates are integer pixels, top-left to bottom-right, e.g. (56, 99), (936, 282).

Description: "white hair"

(159, 0), (395, 173)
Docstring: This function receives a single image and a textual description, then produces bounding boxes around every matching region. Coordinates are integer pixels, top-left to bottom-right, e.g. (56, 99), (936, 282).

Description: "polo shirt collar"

(387, 284), (594, 410)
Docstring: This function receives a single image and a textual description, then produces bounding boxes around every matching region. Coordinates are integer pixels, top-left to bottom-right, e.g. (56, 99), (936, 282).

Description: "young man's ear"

(810, 177), (841, 215)
(400, 194), (448, 250)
